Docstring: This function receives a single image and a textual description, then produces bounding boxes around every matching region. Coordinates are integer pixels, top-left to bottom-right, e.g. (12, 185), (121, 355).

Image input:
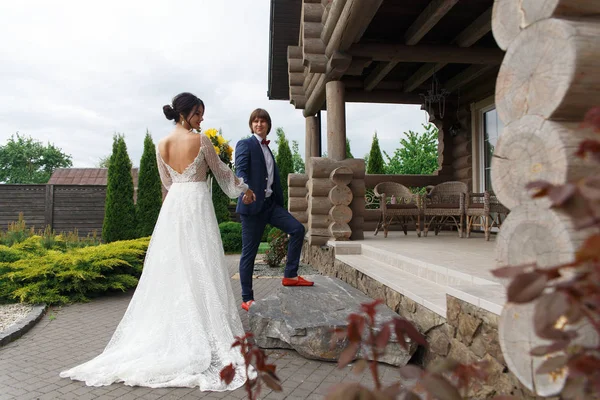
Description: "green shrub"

(0, 214), (34, 247)
(212, 180), (231, 224)
(103, 135), (137, 243)
(219, 222), (242, 253)
(261, 224), (273, 242)
(265, 227), (288, 268)
(136, 131), (163, 237)
(0, 237), (149, 305)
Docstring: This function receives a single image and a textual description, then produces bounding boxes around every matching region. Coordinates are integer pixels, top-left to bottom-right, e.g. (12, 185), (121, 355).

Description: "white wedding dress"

(60, 133), (250, 391)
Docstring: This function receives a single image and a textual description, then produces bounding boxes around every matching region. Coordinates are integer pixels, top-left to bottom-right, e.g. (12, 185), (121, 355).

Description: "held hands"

(242, 189), (256, 205)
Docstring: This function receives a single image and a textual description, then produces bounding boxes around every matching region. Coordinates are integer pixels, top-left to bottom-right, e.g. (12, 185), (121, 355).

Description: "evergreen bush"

(136, 131), (163, 237)
(219, 222), (242, 253)
(0, 236), (149, 305)
(103, 135), (137, 242)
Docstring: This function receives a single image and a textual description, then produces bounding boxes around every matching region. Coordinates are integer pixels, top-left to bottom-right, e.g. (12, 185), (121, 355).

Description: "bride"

(60, 92), (256, 392)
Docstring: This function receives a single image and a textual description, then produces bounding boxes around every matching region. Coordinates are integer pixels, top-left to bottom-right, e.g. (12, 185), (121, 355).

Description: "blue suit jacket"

(235, 136), (284, 215)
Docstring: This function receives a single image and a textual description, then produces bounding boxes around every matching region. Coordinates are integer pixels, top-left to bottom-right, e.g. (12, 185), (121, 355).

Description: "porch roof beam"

(365, 0), (459, 92)
(404, 7), (494, 93)
(348, 44), (504, 65)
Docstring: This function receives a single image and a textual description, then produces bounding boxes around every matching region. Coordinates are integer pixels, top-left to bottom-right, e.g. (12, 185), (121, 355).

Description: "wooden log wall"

(287, 173), (309, 233)
(0, 184), (106, 237)
(305, 157), (366, 245)
(491, 0), (600, 396)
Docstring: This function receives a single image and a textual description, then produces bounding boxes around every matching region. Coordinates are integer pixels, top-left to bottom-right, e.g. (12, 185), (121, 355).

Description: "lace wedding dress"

(60, 133), (250, 391)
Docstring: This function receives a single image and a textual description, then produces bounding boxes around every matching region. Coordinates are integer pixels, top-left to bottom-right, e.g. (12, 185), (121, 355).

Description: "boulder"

(249, 275), (417, 366)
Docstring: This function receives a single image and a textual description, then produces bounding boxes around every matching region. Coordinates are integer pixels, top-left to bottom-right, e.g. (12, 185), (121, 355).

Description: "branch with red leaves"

(220, 332), (282, 400)
(327, 299), (516, 400)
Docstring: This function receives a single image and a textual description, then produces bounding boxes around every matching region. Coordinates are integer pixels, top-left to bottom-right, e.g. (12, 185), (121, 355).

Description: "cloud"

(0, 0), (427, 169)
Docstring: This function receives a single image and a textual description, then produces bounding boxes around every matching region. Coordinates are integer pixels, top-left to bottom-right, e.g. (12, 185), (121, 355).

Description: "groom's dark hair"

(248, 108), (272, 134)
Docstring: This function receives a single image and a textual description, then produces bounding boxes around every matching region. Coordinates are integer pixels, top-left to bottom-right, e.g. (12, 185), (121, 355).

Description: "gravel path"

(0, 304), (33, 333)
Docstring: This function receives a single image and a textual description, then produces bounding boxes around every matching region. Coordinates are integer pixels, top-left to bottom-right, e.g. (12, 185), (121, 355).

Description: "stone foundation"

(301, 242), (544, 399)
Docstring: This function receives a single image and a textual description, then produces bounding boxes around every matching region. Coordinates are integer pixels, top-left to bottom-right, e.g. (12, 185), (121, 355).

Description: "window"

(481, 107), (504, 192)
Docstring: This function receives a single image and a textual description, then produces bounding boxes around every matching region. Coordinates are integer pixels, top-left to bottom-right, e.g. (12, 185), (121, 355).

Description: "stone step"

(336, 254), (447, 318)
(359, 243), (500, 287)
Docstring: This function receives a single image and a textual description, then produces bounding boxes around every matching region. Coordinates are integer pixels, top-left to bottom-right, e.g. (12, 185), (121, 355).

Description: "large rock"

(249, 275), (417, 366)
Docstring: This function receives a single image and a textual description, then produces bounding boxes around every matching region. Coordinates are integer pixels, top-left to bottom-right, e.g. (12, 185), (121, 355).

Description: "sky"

(0, 0), (428, 168)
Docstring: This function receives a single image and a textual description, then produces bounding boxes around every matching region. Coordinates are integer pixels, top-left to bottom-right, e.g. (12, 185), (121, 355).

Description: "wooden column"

(491, 0), (600, 396)
(326, 80), (346, 161)
(305, 115), (319, 165)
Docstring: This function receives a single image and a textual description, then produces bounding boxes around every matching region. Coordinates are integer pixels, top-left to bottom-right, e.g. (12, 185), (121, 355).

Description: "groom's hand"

(242, 189), (256, 204)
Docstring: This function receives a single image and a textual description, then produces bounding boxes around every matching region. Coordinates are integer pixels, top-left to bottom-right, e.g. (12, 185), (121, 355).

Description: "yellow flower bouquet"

(203, 128), (234, 168)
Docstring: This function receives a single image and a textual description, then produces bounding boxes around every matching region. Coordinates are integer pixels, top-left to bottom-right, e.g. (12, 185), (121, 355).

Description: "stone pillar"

(326, 80), (346, 161)
(305, 115), (319, 165)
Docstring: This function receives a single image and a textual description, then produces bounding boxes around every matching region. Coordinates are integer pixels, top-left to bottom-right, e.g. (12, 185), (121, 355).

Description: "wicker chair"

(422, 181), (468, 238)
(465, 191), (510, 240)
(373, 182), (421, 238)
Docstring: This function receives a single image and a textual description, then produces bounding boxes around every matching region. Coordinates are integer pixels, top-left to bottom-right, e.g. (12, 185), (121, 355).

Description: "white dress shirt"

(253, 133), (274, 198)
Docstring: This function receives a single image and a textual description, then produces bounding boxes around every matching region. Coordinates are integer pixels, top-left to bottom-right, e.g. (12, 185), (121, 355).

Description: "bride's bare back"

(157, 129), (202, 174)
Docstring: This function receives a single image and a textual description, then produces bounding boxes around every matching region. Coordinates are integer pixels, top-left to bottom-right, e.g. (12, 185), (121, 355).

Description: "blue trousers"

(239, 197), (305, 302)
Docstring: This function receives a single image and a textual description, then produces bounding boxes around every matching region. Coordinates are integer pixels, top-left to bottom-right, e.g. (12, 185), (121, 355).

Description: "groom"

(235, 108), (313, 311)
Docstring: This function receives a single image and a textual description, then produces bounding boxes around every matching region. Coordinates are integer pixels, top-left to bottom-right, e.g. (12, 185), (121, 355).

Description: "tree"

(102, 135), (136, 243)
(0, 133), (73, 184)
(136, 131), (163, 237)
(346, 138), (354, 159)
(275, 128), (294, 208)
(366, 132), (386, 174)
(97, 156), (110, 168)
(291, 140), (305, 174)
(383, 123), (439, 175)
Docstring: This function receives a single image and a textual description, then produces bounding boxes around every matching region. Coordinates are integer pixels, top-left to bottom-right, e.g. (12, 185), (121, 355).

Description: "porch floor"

(328, 231), (507, 318)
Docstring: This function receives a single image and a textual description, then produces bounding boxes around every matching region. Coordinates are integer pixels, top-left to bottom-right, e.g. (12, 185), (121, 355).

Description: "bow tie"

(261, 139), (270, 146)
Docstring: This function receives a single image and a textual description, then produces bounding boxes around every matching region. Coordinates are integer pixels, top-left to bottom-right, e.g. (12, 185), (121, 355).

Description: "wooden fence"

(0, 184), (241, 237)
(0, 184), (106, 237)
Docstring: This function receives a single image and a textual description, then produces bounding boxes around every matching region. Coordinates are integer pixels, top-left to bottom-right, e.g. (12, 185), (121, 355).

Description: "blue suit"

(235, 136), (305, 302)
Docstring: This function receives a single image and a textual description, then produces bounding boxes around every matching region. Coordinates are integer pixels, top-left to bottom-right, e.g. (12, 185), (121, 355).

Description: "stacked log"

(328, 167), (353, 240)
(287, 173), (309, 232)
(491, 1), (600, 395)
(306, 157), (366, 245)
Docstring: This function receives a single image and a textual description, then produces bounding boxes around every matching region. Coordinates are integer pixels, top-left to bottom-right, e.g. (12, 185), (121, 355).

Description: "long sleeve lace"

(155, 146), (173, 191)
(201, 134), (248, 198)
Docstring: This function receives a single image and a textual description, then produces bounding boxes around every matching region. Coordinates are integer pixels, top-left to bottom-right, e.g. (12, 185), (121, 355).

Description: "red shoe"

(241, 300), (255, 311)
(282, 276), (314, 287)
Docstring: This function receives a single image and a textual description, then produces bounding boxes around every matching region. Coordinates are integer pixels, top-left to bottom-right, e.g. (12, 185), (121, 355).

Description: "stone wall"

(301, 242), (544, 399)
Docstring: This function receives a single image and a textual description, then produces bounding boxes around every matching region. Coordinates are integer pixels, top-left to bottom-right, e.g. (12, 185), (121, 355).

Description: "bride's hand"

(242, 189), (256, 204)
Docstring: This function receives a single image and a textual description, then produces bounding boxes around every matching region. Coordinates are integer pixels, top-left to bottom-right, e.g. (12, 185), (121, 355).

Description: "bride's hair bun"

(163, 105), (177, 121)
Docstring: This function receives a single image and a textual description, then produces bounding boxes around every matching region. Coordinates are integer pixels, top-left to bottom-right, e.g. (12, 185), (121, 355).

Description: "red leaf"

(526, 181), (553, 198)
(506, 271), (548, 303)
(338, 341), (359, 368)
(582, 106), (600, 132)
(421, 374), (462, 400)
(491, 264), (533, 278)
(347, 314), (366, 343)
(360, 299), (384, 319)
(261, 371), (282, 392)
(533, 292), (570, 338)
(219, 363), (236, 385)
(576, 234), (600, 262)
(530, 341), (569, 356)
(375, 324), (391, 350)
(393, 318), (428, 347)
(547, 183), (577, 206)
(536, 355), (568, 374)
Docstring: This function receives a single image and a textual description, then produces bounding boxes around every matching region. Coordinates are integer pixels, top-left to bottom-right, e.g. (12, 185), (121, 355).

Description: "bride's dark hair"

(163, 92), (205, 124)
